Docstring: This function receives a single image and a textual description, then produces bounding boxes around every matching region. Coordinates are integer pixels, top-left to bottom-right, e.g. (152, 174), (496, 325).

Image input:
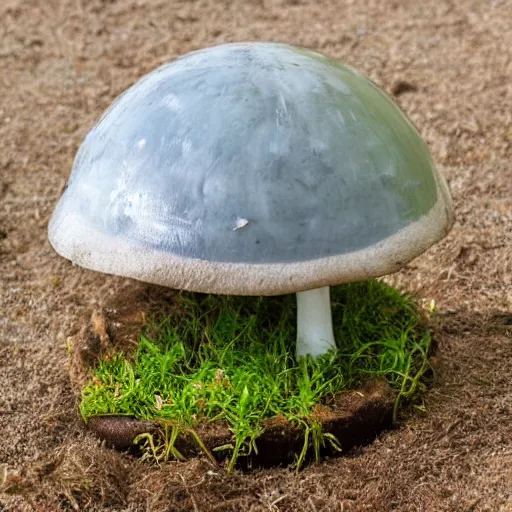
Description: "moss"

(81, 280), (432, 470)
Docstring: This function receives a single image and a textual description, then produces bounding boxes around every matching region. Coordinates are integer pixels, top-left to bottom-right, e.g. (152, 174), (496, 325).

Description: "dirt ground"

(0, 0), (511, 510)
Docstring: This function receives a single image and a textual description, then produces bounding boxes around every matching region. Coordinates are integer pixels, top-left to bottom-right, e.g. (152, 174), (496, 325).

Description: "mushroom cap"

(49, 42), (453, 295)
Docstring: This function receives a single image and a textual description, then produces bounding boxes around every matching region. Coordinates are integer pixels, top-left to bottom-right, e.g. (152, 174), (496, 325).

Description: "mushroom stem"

(296, 286), (337, 358)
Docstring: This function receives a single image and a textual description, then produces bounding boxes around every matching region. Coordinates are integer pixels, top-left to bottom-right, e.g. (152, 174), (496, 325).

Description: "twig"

(307, 497), (318, 511)
(270, 494), (288, 507)
(178, 473), (199, 512)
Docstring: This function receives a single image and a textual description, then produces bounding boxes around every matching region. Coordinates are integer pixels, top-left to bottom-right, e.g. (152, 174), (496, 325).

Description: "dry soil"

(0, 0), (511, 510)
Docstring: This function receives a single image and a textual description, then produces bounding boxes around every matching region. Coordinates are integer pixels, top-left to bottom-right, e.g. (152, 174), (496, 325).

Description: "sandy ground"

(0, 0), (511, 510)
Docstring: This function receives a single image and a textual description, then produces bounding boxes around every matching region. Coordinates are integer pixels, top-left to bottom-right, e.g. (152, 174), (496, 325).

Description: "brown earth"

(0, 0), (511, 510)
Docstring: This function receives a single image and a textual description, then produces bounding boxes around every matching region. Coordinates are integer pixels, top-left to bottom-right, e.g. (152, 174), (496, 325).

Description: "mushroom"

(48, 43), (454, 359)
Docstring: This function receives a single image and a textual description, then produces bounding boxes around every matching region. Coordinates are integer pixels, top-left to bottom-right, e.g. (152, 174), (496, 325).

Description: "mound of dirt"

(70, 284), (396, 468)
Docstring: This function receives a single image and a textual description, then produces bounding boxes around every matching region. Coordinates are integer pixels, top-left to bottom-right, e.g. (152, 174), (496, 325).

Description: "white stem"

(296, 286), (337, 358)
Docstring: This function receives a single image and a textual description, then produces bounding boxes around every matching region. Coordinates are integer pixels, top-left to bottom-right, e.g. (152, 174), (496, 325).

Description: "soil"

(0, 0), (511, 510)
(84, 378), (394, 468)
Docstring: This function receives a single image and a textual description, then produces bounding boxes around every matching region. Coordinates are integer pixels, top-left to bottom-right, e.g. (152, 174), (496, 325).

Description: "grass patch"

(80, 280), (432, 470)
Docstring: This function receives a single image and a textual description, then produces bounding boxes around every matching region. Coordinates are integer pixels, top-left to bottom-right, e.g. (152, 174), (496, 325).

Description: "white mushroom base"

(296, 287), (336, 358)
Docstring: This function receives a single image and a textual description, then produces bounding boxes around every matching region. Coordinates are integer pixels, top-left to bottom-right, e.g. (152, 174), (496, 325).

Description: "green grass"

(80, 280), (433, 470)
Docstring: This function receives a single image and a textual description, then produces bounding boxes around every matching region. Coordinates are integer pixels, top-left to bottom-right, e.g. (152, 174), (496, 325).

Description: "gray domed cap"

(49, 42), (453, 295)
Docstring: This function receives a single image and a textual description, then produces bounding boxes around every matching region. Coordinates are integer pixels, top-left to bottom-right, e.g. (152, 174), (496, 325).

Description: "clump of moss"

(80, 280), (432, 470)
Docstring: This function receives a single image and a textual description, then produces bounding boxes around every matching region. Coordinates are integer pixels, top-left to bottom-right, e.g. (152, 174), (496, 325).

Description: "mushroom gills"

(296, 286), (336, 358)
